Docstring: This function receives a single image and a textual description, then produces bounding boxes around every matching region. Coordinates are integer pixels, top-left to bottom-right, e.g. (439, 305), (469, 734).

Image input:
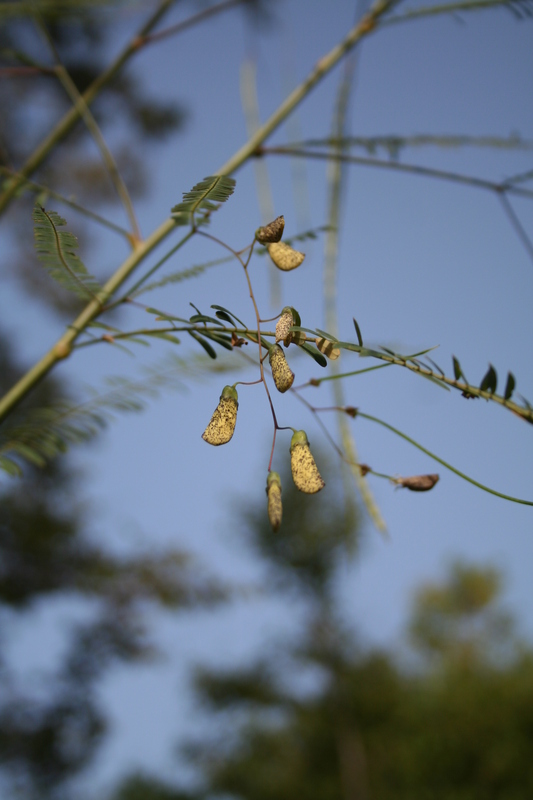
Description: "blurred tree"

(108, 467), (533, 800)
(0, 0), (186, 310)
(0, 329), (229, 799)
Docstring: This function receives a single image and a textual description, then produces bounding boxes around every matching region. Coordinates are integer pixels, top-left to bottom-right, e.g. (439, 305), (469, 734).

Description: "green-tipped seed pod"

(275, 307), (294, 346)
(266, 471), (282, 531)
(202, 385), (238, 446)
(290, 430), (325, 494)
(269, 344), (295, 393)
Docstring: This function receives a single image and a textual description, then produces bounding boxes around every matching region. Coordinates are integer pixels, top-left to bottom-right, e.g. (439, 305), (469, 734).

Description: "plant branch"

(357, 411), (533, 506)
(215, 0), (399, 177)
(0, 0), (405, 423)
(498, 194), (533, 265)
(382, 0), (532, 25)
(0, 219), (178, 424)
(257, 147), (533, 200)
(137, 0), (244, 46)
(0, 166), (131, 239)
(33, 11), (141, 241)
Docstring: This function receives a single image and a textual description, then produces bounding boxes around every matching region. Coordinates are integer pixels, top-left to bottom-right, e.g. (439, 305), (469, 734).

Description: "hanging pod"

(275, 307), (295, 347)
(269, 344), (295, 393)
(256, 215), (285, 244)
(266, 471), (282, 532)
(395, 474), (439, 492)
(202, 385), (239, 446)
(267, 242), (305, 271)
(290, 430), (325, 494)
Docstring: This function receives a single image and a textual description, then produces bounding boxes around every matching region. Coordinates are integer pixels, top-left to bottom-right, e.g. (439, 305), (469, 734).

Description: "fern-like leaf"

(33, 204), (102, 300)
(171, 175), (236, 223)
(130, 255), (233, 297)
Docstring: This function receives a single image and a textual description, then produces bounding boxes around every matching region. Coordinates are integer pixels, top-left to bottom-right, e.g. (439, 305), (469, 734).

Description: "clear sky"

(2, 0), (532, 794)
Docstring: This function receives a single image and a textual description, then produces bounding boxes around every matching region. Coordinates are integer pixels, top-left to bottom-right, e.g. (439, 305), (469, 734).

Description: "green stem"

(0, 166), (131, 239)
(302, 363), (391, 386)
(357, 411), (533, 506)
(0, 217), (177, 424)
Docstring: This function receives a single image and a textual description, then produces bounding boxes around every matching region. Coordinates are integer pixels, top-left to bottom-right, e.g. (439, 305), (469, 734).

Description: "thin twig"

(138, 0), (243, 46)
(33, 11), (141, 241)
(499, 194), (533, 266)
(357, 411), (533, 506)
(0, 166), (131, 239)
(258, 147), (533, 200)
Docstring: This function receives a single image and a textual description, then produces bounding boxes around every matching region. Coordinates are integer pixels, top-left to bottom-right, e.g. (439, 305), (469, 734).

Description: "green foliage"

(170, 486), (533, 800)
(33, 204), (102, 300)
(171, 175), (236, 225)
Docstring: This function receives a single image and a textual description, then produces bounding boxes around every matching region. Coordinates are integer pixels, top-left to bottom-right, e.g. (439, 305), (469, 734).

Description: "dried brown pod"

(269, 344), (295, 393)
(266, 471), (282, 532)
(256, 215), (285, 244)
(315, 337), (341, 360)
(201, 385), (238, 446)
(267, 242), (305, 271)
(395, 473), (439, 492)
(290, 430), (325, 494)
(275, 307), (294, 346)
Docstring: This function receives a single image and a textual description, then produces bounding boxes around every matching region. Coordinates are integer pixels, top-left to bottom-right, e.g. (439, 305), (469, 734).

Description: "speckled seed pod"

(275, 307), (294, 346)
(256, 215), (285, 244)
(267, 242), (305, 271)
(202, 385), (238, 446)
(395, 474), (439, 492)
(266, 471), (282, 532)
(269, 344), (295, 393)
(290, 430), (325, 494)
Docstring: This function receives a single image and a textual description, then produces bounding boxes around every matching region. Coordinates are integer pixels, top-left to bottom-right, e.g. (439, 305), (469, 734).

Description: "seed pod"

(256, 215), (285, 243)
(290, 430), (325, 494)
(269, 344), (295, 393)
(266, 471), (282, 532)
(395, 473), (439, 492)
(275, 307), (294, 346)
(315, 337), (341, 360)
(267, 242), (305, 271)
(202, 385), (238, 446)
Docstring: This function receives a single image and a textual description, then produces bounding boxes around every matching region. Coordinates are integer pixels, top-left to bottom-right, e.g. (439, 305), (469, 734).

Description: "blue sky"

(2, 0), (532, 793)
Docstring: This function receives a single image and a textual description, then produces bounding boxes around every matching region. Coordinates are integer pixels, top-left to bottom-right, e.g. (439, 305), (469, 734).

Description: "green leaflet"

(171, 175), (236, 222)
(33, 204), (102, 300)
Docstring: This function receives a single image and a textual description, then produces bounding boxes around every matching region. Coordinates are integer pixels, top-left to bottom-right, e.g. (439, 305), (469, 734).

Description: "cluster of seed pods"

(201, 216), (327, 532)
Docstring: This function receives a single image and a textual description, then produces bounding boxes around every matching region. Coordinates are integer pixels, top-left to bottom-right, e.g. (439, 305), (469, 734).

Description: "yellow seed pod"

(256, 215), (285, 244)
(275, 307), (294, 346)
(267, 242), (305, 271)
(269, 344), (295, 393)
(291, 330), (307, 346)
(290, 430), (325, 494)
(315, 337), (341, 360)
(266, 471), (282, 532)
(202, 385), (238, 446)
